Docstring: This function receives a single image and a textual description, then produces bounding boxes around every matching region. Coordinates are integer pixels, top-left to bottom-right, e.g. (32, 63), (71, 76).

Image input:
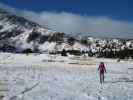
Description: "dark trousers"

(100, 73), (104, 84)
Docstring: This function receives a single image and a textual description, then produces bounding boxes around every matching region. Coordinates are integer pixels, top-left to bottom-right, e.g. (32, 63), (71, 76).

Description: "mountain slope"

(0, 9), (63, 52)
(0, 8), (89, 53)
(0, 8), (133, 59)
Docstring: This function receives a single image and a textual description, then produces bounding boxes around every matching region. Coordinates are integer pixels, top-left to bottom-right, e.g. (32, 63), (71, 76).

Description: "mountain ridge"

(0, 8), (133, 59)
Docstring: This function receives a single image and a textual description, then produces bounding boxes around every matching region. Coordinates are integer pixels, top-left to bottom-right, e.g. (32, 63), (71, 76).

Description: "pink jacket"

(98, 63), (106, 74)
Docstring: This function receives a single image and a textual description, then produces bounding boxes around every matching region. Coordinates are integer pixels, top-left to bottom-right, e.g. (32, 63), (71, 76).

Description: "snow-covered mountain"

(0, 8), (133, 59)
(0, 8), (63, 52)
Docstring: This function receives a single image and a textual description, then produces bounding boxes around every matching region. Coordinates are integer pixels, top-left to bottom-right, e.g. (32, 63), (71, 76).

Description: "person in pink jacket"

(98, 62), (106, 84)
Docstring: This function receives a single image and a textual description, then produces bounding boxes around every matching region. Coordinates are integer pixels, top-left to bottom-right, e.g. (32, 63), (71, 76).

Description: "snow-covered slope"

(0, 9), (89, 53)
(0, 8), (133, 59)
(0, 9), (57, 52)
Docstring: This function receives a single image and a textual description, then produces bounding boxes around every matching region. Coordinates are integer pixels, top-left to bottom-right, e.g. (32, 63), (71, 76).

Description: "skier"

(98, 62), (106, 84)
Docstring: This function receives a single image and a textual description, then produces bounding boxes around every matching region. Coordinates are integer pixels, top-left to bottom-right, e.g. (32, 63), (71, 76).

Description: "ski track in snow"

(0, 53), (132, 100)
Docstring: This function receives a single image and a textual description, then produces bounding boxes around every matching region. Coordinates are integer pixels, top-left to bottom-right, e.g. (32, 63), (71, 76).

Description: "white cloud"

(0, 2), (133, 38)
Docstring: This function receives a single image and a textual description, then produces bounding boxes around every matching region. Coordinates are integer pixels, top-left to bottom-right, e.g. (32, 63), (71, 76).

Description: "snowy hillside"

(0, 9), (90, 53)
(0, 8), (133, 59)
(0, 8), (60, 52)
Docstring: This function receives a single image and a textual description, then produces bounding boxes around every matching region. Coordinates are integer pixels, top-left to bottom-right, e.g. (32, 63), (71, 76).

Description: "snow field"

(0, 53), (132, 100)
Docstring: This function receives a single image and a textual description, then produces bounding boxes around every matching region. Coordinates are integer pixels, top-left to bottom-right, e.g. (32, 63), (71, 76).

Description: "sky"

(0, 0), (133, 38)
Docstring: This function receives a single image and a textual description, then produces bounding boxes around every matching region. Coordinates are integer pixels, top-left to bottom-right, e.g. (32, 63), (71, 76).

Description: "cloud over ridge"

(0, 2), (133, 38)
